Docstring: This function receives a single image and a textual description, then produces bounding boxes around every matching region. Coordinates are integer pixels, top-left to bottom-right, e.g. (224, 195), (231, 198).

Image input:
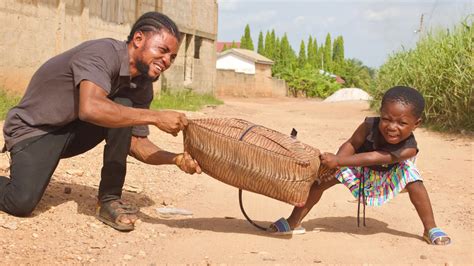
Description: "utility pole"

(415, 13), (424, 34)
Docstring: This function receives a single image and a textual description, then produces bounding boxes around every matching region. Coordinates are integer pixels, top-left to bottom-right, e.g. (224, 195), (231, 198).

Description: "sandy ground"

(0, 97), (472, 264)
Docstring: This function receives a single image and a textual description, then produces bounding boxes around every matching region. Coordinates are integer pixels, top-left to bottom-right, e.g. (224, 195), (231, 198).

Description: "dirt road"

(0, 97), (472, 264)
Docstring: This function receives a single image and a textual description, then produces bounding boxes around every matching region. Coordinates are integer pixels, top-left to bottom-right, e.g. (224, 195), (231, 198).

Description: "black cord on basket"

(357, 175), (366, 227)
(237, 126), (299, 231)
(238, 189), (268, 231)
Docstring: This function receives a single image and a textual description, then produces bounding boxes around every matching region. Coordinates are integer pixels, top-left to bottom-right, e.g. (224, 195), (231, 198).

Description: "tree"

(231, 40), (237, 48)
(257, 31), (264, 54)
(240, 24), (254, 50)
(274, 36), (281, 61)
(298, 40), (306, 67)
(313, 37), (320, 68)
(273, 33), (295, 76)
(270, 29), (276, 59)
(307, 36), (315, 67)
(323, 33), (332, 71)
(264, 30), (274, 59)
(340, 58), (372, 89)
(332, 36), (345, 74)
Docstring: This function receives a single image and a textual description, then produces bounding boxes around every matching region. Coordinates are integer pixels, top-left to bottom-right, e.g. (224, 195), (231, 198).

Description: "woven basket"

(183, 118), (321, 206)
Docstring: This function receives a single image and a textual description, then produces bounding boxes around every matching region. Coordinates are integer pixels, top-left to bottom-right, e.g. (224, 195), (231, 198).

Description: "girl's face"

(378, 101), (421, 144)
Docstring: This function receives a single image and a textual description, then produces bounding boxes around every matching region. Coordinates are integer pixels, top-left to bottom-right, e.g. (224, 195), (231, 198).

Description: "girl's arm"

(320, 120), (417, 168)
(336, 122), (368, 156)
(320, 122), (367, 168)
(335, 148), (417, 167)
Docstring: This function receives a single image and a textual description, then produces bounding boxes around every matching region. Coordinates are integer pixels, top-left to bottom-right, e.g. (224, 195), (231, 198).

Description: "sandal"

(423, 227), (451, 245)
(268, 217), (306, 235)
(95, 199), (139, 232)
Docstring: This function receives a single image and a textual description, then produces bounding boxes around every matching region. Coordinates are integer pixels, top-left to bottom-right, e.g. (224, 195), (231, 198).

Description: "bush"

(372, 18), (473, 132)
(0, 90), (20, 120)
(278, 64), (341, 98)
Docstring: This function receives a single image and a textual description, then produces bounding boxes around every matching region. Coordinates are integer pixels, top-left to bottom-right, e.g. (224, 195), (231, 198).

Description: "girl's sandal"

(95, 199), (139, 232)
(423, 227), (451, 245)
(267, 217), (306, 236)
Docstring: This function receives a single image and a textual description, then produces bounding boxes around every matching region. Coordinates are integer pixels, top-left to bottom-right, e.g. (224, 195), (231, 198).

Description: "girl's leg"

(406, 181), (450, 244)
(286, 178), (339, 229)
(405, 181), (436, 230)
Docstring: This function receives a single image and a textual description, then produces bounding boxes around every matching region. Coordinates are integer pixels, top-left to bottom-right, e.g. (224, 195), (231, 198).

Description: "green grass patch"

(0, 90), (21, 120)
(371, 17), (473, 132)
(150, 90), (223, 111)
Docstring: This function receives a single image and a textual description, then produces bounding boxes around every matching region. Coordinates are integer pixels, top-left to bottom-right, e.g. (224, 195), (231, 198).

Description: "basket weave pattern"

(183, 118), (321, 206)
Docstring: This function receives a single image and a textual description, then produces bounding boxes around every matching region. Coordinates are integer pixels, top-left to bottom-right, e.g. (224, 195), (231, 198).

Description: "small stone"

(123, 184), (142, 193)
(123, 254), (133, 260)
(64, 187), (72, 194)
(87, 222), (101, 229)
(420, 255), (427, 260)
(32, 233), (39, 238)
(2, 222), (18, 230)
(138, 251), (146, 257)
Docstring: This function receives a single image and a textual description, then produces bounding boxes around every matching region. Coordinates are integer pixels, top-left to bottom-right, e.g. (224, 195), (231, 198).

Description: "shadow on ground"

(34, 179), (155, 217)
(31, 179), (420, 242)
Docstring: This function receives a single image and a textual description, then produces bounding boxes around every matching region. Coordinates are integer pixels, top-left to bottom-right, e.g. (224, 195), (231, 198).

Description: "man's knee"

(3, 193), (39, 217)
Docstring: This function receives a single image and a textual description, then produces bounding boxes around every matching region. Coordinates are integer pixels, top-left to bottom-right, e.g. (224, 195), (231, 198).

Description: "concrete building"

(0, 0), (217, 95)
(215, 48), (287, 97)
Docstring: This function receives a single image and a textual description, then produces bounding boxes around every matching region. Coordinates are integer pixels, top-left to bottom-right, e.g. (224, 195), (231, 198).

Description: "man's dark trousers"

(0, 98), (132, 216)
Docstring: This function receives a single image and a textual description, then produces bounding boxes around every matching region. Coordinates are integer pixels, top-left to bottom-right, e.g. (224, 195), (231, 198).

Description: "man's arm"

(78, 80), (187, 135)
(129, 136), (202, 174)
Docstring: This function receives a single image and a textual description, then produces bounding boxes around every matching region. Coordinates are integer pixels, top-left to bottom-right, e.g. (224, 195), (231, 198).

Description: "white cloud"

(218, 0), (239, 11)
(247, 10), (278, 23)
(364, 7), (402, 21)
(294, 16), (305, 25)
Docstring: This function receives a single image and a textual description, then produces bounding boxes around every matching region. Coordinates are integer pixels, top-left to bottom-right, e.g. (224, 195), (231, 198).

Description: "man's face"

(134, 30), (179, 81)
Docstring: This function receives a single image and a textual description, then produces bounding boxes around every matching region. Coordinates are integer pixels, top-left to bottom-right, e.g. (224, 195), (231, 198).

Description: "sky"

(217, 0), (473, 68)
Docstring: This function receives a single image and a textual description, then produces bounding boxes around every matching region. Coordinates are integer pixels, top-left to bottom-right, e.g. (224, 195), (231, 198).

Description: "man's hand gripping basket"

(183, 118), (322, 207)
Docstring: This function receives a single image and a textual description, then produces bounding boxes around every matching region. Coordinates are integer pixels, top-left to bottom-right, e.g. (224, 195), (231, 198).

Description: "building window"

(194, 36), (202, 59)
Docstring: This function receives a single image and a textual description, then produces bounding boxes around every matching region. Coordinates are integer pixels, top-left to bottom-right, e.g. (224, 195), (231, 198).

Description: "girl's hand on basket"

(154, 111), (188, 136)
(175, 152), (202, 174)
(320, 152), (339, 169)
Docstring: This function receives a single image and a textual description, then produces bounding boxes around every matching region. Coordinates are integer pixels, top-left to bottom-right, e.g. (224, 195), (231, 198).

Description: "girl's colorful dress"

(335, 117), (422, 207)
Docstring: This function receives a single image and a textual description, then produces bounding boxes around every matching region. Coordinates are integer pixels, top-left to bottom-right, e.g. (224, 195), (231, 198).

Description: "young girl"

(270, 86), (451, 245)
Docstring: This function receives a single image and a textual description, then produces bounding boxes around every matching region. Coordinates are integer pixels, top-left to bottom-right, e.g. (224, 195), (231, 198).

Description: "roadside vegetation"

(225, 24), (375, 98)
(0, 89), (222, 121)
(0, 90), (20, 120)
(230, 18), (472, 133)
(150, 90), (223, 111)
(371, 18), (473, 132)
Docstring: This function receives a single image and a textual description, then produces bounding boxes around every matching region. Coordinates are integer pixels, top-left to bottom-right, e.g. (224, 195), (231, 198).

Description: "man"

(0, 12), (201, 231)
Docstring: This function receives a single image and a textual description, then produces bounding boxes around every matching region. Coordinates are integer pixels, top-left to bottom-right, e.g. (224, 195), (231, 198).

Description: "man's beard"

(136, 60), (159, 82)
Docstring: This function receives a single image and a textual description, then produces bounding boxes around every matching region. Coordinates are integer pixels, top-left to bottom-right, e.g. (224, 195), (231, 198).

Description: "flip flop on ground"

(268, 217), (306, 235)
(96, 199), (139, 232)
(423, 227), (451, 245)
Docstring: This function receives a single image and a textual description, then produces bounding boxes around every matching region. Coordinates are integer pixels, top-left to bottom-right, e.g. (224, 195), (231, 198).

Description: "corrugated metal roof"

(218, 48), (274, 65)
